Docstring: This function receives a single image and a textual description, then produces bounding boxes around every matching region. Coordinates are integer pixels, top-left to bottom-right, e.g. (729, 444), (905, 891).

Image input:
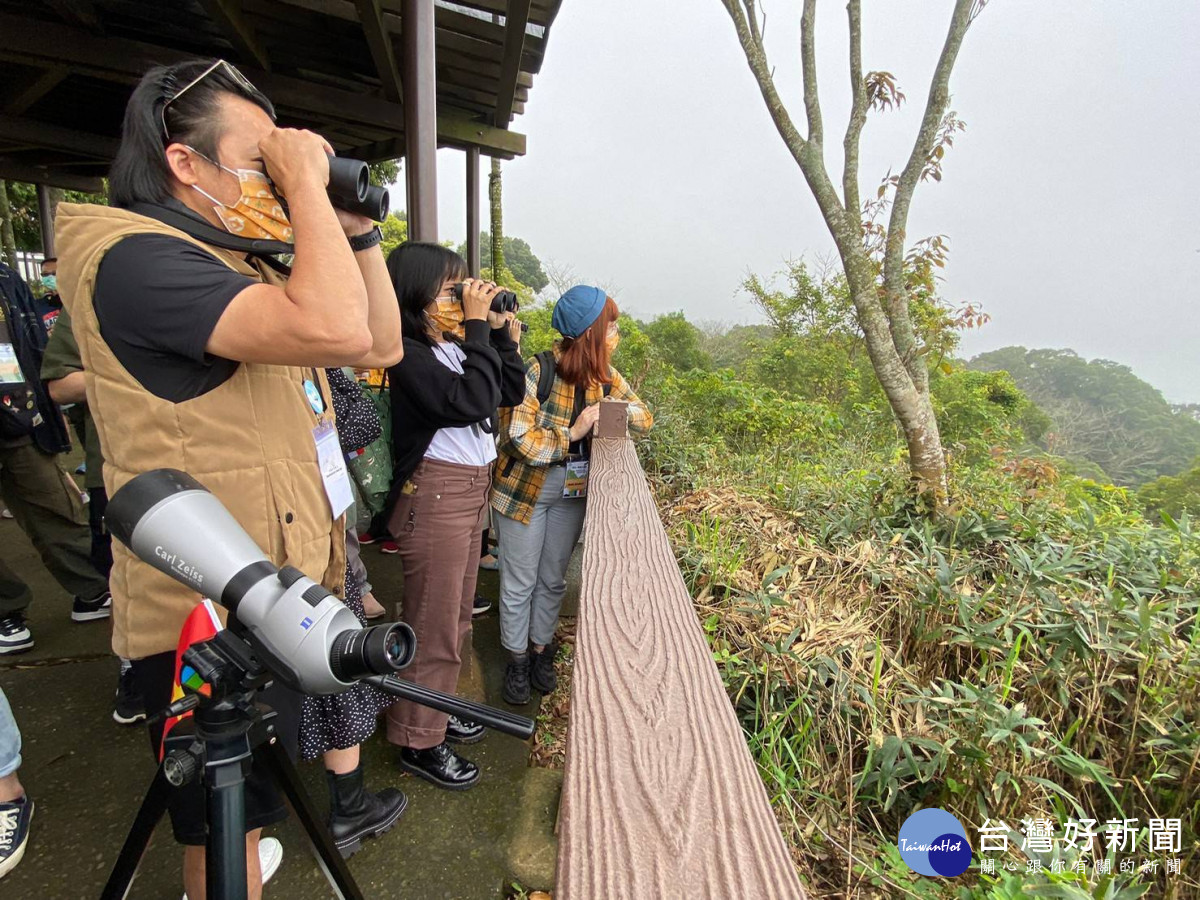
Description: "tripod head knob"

(163, 748), (201, 787)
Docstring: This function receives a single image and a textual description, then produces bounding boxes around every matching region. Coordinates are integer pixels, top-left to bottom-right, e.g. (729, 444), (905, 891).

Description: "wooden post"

(402, 0), (438, 241)
(36, 183), (54, 257)
(465, 146), (480, 277)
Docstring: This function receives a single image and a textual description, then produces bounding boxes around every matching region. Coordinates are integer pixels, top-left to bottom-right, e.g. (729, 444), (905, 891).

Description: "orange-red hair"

(556, 297), (618, 388)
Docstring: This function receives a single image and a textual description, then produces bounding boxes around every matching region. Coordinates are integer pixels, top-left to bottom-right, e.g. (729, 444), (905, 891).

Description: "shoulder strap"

(534, 349), (557, 405)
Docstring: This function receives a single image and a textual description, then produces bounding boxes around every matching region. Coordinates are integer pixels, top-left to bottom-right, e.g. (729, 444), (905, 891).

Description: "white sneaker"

(0, 509), (12, 519)
(0, 617), (33, 655)
(181, 837), (282, 899)
(258, 837), (283, 884)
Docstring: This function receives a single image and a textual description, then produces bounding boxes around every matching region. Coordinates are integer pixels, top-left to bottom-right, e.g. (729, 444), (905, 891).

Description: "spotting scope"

(106, 469), (413, 695)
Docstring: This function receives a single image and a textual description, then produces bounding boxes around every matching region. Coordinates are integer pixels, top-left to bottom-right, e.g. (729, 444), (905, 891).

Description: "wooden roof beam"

(0, 157), (104, 193)
(494, 0), (531, 127)
(0, 115), (118, 160)
(0, 14), (526, 157)
(347, 108), (526, 160)
(199, 0), (273, 71)
(4, 66), (69, 116)
(45, 0), (104, 32)
(353, 0), (404, 102)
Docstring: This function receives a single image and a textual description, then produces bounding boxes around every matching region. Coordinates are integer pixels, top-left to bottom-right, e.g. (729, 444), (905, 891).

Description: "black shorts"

(131, 650), (302, 846)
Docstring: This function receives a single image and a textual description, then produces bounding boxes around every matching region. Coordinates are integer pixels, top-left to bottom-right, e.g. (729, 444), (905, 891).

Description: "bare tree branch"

(842, 0), (867, 216)
(881, 0), (976, 381)
(800, 0), (823, 148)
(721, 1), (807, 154)
(745, 0), (764, 48)
(719, 0), (845, 228)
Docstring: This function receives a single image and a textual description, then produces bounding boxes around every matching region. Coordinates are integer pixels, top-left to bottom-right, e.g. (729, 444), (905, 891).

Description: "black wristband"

(349, 225), (382, 252)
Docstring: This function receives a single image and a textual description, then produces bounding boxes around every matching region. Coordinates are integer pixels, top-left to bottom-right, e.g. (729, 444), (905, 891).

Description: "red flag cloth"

(159, 599), (223, 760)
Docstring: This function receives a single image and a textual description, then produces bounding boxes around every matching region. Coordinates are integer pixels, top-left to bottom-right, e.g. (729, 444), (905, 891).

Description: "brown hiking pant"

(385, 457), (491, 749)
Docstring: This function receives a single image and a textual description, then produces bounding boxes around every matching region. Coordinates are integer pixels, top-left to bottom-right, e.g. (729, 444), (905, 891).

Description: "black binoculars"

(327, 157), (389, 221)
(451, 282), (520, 314)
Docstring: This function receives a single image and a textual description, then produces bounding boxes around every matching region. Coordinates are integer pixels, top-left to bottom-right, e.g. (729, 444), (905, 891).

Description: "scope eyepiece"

(329, 622), (415, 682)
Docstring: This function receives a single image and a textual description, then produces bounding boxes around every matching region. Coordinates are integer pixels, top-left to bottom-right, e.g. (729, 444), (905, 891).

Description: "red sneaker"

(379, 540), (400, 554)
(357, 532), (377, 545)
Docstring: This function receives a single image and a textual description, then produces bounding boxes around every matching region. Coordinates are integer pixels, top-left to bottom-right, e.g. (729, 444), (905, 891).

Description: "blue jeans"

(0, 687), (20, 778)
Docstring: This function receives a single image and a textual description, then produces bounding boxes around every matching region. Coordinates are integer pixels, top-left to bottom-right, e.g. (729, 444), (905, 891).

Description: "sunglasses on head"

(160, 59), (262, 144)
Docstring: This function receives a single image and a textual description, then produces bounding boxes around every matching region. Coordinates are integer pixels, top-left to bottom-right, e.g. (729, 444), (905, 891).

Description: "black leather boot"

(326, 764), (408, 858)
(398, 742), (480, 791)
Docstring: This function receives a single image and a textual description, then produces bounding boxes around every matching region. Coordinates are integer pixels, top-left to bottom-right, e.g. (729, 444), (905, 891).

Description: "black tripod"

(100, 630), (535, 900)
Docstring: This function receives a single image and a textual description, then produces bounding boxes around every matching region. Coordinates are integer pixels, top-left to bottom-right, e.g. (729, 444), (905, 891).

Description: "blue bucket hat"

(551, 285), (607, 339)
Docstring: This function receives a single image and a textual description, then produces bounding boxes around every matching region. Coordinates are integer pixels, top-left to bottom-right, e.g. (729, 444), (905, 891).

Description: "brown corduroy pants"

(385, 457), (491, 749)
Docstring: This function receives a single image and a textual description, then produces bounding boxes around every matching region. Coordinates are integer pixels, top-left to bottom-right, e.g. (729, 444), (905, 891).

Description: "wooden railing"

(556, 427), (806, 898)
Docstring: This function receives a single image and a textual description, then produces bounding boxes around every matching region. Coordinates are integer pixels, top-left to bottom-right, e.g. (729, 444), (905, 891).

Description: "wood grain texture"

(557, 438), (806, 899)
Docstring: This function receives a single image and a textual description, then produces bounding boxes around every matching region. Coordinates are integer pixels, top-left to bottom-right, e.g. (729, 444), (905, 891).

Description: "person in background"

(491, 286), (652, 704)
(297, 365), (406, 858)
(0, 688), (33, 879)
(383, 243), (524, 790)
(0, 261), (111, 656)
(36, 258), (62, 337)
(40, 302), (144, 725)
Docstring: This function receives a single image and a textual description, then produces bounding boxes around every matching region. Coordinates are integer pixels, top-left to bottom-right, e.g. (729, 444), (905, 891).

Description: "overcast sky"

(427, 1), (1200, 403)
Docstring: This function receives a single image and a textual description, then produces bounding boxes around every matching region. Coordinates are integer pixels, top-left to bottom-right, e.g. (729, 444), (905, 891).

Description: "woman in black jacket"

(382, 242), (524, 790)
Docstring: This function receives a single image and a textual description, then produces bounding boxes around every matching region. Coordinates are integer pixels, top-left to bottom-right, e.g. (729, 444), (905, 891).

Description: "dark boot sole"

(445, 728), (487, 745)
(334, 793), (409, 858)
(397, 758), (480, 792)
(502, 687), (531, 705)
(530, 672), (557, 694)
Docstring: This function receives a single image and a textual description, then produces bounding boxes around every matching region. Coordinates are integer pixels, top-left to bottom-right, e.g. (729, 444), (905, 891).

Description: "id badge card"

(313, 420), (353, 518)
(563, 457), (590, 499)
(0, 343), (24, 384)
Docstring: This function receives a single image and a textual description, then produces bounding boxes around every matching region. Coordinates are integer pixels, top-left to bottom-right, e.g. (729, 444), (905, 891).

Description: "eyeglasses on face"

(160, 59), (261, 144)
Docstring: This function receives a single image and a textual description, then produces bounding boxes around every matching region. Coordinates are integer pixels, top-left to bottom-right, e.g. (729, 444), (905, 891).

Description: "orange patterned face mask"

(427, 298), (465, 340)
(188, 148), (294, 244)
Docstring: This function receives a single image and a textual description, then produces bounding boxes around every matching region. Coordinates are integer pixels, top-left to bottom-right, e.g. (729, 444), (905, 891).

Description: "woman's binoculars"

(327, 156), (390, 221)
(451, 282), (520, 313)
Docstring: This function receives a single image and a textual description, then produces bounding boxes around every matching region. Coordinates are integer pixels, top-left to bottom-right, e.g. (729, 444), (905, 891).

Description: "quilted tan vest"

(56, 203), (346, 659)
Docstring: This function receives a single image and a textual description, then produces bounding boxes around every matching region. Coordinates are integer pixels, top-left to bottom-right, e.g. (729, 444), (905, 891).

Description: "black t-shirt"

(93, 234), (255, 402)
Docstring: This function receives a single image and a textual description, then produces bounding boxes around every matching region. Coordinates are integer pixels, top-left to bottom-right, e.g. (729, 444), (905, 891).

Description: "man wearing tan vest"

(56, 59), (403, 899)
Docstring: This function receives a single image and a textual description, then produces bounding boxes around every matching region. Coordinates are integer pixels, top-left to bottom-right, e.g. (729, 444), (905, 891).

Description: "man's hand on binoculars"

(258, 127), (333, 195)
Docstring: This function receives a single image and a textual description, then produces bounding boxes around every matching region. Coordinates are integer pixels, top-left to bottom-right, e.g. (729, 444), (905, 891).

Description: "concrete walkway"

(0, 483), (569, 899)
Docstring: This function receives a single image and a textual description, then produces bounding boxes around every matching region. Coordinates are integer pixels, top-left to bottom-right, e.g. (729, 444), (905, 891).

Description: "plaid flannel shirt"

(491, 350), (652, 524)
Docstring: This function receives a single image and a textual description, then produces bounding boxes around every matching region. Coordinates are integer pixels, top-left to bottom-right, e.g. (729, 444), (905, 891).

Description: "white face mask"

(187, 147), (294, 243)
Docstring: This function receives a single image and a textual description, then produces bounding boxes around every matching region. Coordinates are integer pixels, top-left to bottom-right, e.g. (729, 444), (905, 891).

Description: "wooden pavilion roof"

(0, 0), (563, 193)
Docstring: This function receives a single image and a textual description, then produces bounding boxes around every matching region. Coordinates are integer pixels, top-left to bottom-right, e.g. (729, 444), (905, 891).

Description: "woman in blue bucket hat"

(490, 286), (653, 704)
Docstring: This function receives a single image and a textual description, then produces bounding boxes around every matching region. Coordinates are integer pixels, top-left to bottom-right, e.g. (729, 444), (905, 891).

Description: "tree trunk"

(717, 0), (981, 512)
(488, 157), (505, 274)
(0, 181), (17, 270)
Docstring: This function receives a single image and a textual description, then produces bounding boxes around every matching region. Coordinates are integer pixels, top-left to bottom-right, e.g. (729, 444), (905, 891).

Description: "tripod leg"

(256, 739), (365, 900)
(206, 772), (248, 900)
(100, 768), (172, 900)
